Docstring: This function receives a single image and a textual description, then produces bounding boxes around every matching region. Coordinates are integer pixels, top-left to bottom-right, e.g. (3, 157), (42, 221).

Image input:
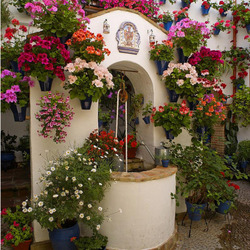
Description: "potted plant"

(211, 0), (234, 17)
(142, 101), (153, 124)
(63, 58), (114, 109)
(29, 147), (111, 250)
(1, 70), (34, 121)
(211, 19), (236, 35)
(11, 0), (30, 14)
(1, 19), (29, 71)
(160, 153), (170, 168)
(129, 93), (144, 124)
(24, 0), (87, 38)
(120, 134), (140, 159)
(1, 205), (33, 249)
(157, 11), (174, 31)
(18, 36), (71, 90)
(162, 62), (203, 103)
(149, 40), (174, 75)
(172, 7), (189, 23)
(66, 29), (111, 63)
(201, 0), (211, 15)
(98, 108), (111, 128)
(230, 85), (250, 127)
(35, 92), (75, 144)
(169, 142), (237, 220)
(151, 100), (192, 139)
(167, 18), (210, 58)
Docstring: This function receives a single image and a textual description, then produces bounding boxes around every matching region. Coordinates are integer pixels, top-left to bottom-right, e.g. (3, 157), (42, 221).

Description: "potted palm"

(30, 146), (111, 250)
(149, 40), (174, 75)
(142, 101), (153, 124)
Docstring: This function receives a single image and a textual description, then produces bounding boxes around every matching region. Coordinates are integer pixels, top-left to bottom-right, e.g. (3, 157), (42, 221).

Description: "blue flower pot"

(143, 116), (150, 124)
(185, 200), (206, 221)
(133, 117), (139, 125)
(80, 96), (92, 110)
(213, 28), (221, 36)
(10, 60), (24, 76)
(163, 128), (174, 140)
(181, 0), (190, 8)
(220, 9), (227, 17)
(196, 126), (211, 143)
(177, 48), (188, 63)
(163, 21), (173, 31)
(201, 5), (210, 15)
(166, 88), (179, 103)
(160, 0), (166, 4)
(39, 77), (53, 91)
(49, 223), (80, 250)
(10, 104), (27, 122)
(155, 60), (169, 75)
(216, 201), (231, 214)
(161, 159), (170, 168)
(246, 23), (250, 34)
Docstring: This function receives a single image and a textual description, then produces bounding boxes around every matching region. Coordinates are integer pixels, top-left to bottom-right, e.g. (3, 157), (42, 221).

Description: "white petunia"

(76, 194), (80, 199)
(65, 166), (69, 170)
(44, 190), (48, 195)
(65, 176), (68, 181)
(88, 178), (91, 181)
(74, 190), (79, 195)
(22, 201), (27, 207)
(61, 192), (66, 196)
(88, 204), (92, 208)
(49, 217), (54, 222)
(79, 213), (84, 218)
(72, 177), (76, 182)
(23, 208), (27, 213)
(79, 201), (84, 206)
(46, 171), (51, 176)
(51, 166), (55, 171)
(79, 190), (83, 194)
(65, 150), (70, 156)
(38, 201), (44, 207)
(28, 207), (32, 212)
(49, 209), (54, 214)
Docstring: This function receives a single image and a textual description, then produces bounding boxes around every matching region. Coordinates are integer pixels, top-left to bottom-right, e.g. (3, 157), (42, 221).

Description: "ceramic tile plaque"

(116, 22), (140, 55)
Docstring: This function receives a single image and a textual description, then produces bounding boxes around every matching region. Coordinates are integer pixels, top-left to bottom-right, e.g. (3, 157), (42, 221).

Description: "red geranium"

(121, 134), (140, 149)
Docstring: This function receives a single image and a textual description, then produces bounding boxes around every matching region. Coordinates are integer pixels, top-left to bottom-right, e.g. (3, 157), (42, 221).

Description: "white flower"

(38, 201), (44, 207)
(76, 194), (80, 199)
(74, 190), (79, 195)
(53, 208), (56, 213)
(49, 217), (54, 222)
(96, 225), (100, 230)
(99, 183), (102, 186)
(98, 207), (102, 211)
(110, 169), (113, 173)
(86, 216), (91, 220)
(83, 158), (86, 161)
(49, 209), (54, 214)
(72, 177), (76, 182)
(61, 192), (66, 196)
(53, 194), (59, 198)
(79, 201), (84, 206)
(46, 171), (51, 176)
(40, 176), (45, 181)
(22, 201), (27, 207)
(88, 178), (92, 181)
(78, 184), (83, 187)
(79, 213), (84, 218)
(88, 161), (92, 165)
(44, 190), (48, 195)
(88, 204), (92, 208)
(65, 150), (70, 156)
(65, 176), (69, 181)
(119, 208), (123, 213)
(51, 166), (55, 171)
(65, 190), (69, 194)
(65, 166), (69, 170)
(33, 195), (38, 201)
(91, 169), (96, 173)
(23, 208), (27, 213)
(79, 190), (83, 194)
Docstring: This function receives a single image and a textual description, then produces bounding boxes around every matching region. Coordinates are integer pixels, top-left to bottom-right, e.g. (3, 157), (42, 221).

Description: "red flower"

(219, 8), (224, 14)
(11, 19), (20, 26)
(131, 141), (138, 148)
(5, 233), (14, 241)
(70, 237), (77, 242)
(220, 171), (225, 177)
(19, 25), (27, 32)
(230, 75), (236, 80)
(13, 221), (20, 227)
(4, 32), (13, 40)
(219, 1), (224, 5)
(221, 83), (226, 89)
(1, 208), (7, 215)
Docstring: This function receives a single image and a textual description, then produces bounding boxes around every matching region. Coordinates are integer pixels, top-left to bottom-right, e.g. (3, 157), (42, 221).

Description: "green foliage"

(1, 130), (17, 152)
(157, 11), (174, 23)
(142, 101), (153, 117)
(1, 0), (11, 27)
(129, 93), (144, 120)
(237, 140), (250, 162)
(230, 86), (250, 127)
(149, 41), (174, 61)
(11, 0), (30, 13)
(31, 147), (111, 231)
(1, 205), (33, 247)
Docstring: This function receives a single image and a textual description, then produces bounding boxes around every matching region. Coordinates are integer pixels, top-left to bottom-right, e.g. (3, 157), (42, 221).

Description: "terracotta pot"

(123, 147), (137, 159)
(12, 239), (32, 250)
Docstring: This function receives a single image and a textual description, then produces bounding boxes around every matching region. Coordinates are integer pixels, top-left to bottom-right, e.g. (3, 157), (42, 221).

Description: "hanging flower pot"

(133, 117), (139, 125)
(163, 128), (175, 140)
(246, 23), (250, 34)
(213, 28), (221, 36)
(143, 116), (150, 124)
(80, 96), (92, 110)
(155, 60), (169, 75)
(12, 239), (32, 250)
(201, 4), (210, 15)
(181, 0), (190, 9)
(49, 222), (79, 250)
(39, 77), (53, 91)
(177, 48), (189, 63)
(163, 21), (173, 31)
(166, 89), (179, 103)
(215, 201), (231, 214)
(161, 159), (170, 168)
(220, 9), (227, 17)
(185, 199), (206, 221)
(10, 103), (27, 122)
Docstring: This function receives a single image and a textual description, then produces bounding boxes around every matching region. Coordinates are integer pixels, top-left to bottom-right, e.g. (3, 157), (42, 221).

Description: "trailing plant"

(230, 85), (250, 127)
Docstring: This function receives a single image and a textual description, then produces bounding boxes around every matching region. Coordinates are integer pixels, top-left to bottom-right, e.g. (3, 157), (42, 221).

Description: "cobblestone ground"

(175, 180), (250, 250)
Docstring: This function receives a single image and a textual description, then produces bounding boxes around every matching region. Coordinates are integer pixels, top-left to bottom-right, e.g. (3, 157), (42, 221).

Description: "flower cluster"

(173, 7), (189, 22)
(211, 0), (233, 15)
(64, 58), (114, 101)
(162, 63), (203, 102)
(232, 1), (250, 27)
(168, 18), (210, 57)
(66, 29), (111, 63)
(211, 19), (236, 33)
(35, 92), (74, 143)
(18, 36), (71, 82)
(99, 0), (159, 19)
(201, 1), (211, 9)
(31, 148), (111, 231)
(1, 205), (33, 247)
(149, 40), (174, 62)
(1, 19), (29, 65)
(25, 0), (88, 37)
(1, 70), (34, 112)
(227, 180), (240, 190)
(194, 93), (226, 128)
(120, 134), (140, 149)
(157, 11), (174, 23)
(85, 130), (123, 161)
(188, 46), (224, 78)
(151, 100), (192, 137)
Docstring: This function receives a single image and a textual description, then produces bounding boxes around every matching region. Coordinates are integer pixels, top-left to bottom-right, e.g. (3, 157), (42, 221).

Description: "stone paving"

(175, 180), (250, 250)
